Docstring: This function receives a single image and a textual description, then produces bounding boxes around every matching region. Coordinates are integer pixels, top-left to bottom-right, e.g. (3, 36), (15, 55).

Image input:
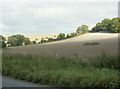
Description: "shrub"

(57, 33), (66, 40)
(0, 35), (6, 48)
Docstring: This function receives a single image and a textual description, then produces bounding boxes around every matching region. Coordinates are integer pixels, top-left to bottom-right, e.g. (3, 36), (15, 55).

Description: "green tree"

(0, 35), (6, 48)
(101, 18), (111, 32)
(66, 34), (71, 38)
(76, 27), (82, 34)
(48, 38), (54, 42)
(57, 33), (66, 40)
(92, 22), (101, 32)
(110, 17), (120, 33)
(41, 38), (47, 43)
(77, 25), (89, 34)
(81, 25), (89, 33)
(32, 41), (37, 44)
(24, 38), (31, 45)
(92, 17), (120, 33)
(7, 34), (25, 46)
(71, 32), (76, 37)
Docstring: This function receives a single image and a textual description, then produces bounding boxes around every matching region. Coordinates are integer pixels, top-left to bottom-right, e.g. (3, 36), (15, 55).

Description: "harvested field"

(4, 33), (118, 59)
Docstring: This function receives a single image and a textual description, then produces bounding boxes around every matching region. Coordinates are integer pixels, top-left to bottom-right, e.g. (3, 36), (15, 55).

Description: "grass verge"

(2, 53), (120, 88)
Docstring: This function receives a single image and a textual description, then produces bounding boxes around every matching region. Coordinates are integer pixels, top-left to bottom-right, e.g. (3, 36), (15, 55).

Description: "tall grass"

(2, 53), (120, 88)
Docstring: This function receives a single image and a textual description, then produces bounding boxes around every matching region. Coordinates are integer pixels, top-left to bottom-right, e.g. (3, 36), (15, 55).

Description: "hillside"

(5, 33), (118, 59)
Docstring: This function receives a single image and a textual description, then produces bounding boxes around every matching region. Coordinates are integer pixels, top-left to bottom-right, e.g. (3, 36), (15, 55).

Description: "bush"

(0, 41), (6, 48)
(0, 35), (6, 48)
(32, 41), (37, 44)
(48, 38), (54, 42)
(41, 38), (47, 43)
(24, 38), (31, 45)
(57, 33), (66, 40)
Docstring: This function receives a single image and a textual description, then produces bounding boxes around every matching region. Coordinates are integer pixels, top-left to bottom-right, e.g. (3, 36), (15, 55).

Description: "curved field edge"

(6, 33), (118, 59)
(2, 53), (120, 88)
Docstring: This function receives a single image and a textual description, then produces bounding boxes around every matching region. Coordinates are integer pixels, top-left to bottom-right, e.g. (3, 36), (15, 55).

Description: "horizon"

(0, 0), (118, 35)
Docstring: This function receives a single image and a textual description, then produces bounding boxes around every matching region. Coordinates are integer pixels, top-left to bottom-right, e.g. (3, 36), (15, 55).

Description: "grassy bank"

(2, 53), (120, 88)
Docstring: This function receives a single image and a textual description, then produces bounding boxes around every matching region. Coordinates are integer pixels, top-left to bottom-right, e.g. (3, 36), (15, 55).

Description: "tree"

(32, 41), (37, 44)
(71, 32), (76, 37)
(57, 33), (66, 40)
(77, 25), (89, 34)
(41, 38), (47, 43)
(7, 34), (26, 46)
(110, 17), (120, 33)
(0, 35), (6, 48)
(24, 38), (31, 45)
(48, 38), (54, 42)
(0, 35), (6, 41)
(81, 25), (89, 33)
(92, 17), (120, 33)
(76, 27), (82, 34)
(92, 22), (101, 32)
(66, 34), (71, 38)
(101, 18), (111, 32)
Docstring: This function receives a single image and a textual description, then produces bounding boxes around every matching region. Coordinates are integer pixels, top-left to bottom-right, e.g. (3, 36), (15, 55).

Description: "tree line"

(0, 25), (89, 48)
(1, 17), (119, 48)
(92, 17), (120, 33)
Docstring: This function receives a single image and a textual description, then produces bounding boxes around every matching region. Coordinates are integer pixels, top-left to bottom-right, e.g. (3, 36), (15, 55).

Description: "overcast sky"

(0, 0), (119, 35)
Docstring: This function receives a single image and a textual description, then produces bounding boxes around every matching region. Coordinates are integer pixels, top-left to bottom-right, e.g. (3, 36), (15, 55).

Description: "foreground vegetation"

(2, 53), (119, 88)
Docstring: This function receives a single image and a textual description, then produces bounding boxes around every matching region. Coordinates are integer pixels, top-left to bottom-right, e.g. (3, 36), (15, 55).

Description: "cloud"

(0, 23), (9, 34)
(30, 7), (70, 19)
(1, 0), (118, 35)
(0, 23), (9, 29)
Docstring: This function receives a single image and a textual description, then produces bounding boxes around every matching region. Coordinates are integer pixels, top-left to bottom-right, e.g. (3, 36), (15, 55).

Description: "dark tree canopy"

(7, 34), (31, 46)
(66, 34), (71, 38)
(48, 38), (54, 42)
(32, 41), (37, 44)
(24, 38), (31, 45)
(110, 17), (120, 33)
(41, 38), (47, 43)
(92, 17), (120, 33)
(0, 35), (6, 48)
(70, 32), (76, 37)
(0, 35), (6, 41)
(57, 33), (66, 40)
(77, 25), (89, 34)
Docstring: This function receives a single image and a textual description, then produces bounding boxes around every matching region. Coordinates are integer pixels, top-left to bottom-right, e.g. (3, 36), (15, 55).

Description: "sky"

(0, 0), (119, 35)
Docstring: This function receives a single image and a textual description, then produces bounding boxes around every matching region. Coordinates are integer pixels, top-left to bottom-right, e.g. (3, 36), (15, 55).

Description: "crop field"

(3, 33), (118, 60)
